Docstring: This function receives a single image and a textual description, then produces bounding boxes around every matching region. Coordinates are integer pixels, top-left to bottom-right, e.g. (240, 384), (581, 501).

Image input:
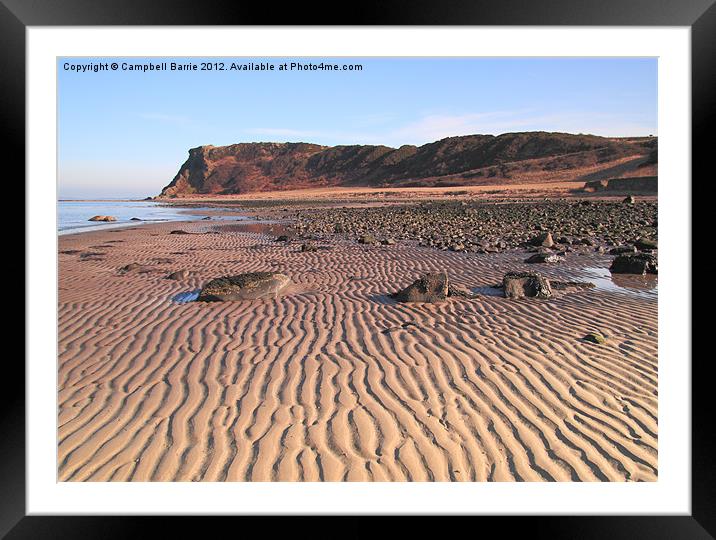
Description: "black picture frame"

(6, 0), (711, 537)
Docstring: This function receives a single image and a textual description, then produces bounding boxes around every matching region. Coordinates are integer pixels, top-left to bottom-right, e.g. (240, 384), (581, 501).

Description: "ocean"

(58, 200), (244, 234)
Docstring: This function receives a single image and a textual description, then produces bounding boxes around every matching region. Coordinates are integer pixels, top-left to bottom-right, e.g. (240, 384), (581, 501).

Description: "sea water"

(58, 200), (246, 235)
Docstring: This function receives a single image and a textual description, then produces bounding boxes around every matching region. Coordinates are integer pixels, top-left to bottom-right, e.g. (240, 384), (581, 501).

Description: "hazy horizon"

(58, 57), (657, 199)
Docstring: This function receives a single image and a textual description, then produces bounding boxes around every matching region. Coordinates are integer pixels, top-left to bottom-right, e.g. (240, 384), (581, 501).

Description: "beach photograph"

(57, 57), (658, 482)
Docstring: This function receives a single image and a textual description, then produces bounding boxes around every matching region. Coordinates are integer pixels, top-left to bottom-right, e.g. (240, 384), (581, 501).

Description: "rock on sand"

(392, 272), (449, 303)
(584, 332), (607, 344)
(198, 272), (292, 301)
(503, 272), (552, 299)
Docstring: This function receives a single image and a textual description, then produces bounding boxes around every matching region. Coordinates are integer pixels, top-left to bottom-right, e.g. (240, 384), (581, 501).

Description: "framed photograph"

(7, 0), (711, 536)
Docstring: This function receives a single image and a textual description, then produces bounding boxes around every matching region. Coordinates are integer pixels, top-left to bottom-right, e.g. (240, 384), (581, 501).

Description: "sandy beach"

(58, 204), (657, 482)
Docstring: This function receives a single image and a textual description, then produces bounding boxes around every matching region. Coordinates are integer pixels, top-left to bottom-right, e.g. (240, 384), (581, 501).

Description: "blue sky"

(58, 57), (657, 198)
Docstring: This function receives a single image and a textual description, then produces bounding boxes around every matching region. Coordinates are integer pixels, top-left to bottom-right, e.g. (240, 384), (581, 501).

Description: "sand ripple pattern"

(58, 223), (657, 482)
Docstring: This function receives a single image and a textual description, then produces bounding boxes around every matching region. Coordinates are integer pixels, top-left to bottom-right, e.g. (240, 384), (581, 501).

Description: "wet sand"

(58, 219), (657, 482)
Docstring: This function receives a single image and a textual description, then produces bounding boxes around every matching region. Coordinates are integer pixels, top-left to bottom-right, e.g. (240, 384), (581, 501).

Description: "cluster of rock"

(168, 269), (608, 345)
(164, 198), (657, 307)
(608, 235), (658, 275)
(387, 271), (590, 303)
(88, 215), (117, 222)
(288, 200), (657, 255)
(290, 200), (658, 276)
(191, 270), (573, 305)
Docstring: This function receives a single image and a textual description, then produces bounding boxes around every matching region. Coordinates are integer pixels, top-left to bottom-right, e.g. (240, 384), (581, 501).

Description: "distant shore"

(153, 181), (658, 207)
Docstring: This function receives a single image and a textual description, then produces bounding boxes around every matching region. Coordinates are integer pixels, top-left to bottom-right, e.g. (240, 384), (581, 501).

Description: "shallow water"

(575, 266), (657, 298)
(454, 250), (658, 300)
(472, 286), (504, 297)
(58, 200), (248, 234)
(172, 289), (201, 304)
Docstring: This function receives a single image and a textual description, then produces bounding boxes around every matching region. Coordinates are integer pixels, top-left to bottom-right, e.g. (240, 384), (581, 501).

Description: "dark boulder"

(584, 332), (607, 344)
(391, 272), (449, 303)
(198, 272), (292, 301)
(502, 272), (552, 299)
(610, 252), (658, 274)
(528, 232), (554, 248)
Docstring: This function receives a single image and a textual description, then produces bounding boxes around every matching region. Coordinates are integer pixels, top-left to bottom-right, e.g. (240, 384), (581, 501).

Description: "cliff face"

(159, 132), (656, 196)
(160, 142), (328, 196)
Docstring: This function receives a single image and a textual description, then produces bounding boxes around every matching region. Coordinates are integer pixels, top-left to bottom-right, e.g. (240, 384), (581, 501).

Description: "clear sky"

(58, 57), (657, 199)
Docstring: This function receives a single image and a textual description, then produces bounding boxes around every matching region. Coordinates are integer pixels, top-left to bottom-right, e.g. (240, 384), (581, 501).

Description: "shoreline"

(59, 220), (166, 236)
(154, 184), (659, 207)
(57, 201), (255, 236)
(58, 216), (275, 237)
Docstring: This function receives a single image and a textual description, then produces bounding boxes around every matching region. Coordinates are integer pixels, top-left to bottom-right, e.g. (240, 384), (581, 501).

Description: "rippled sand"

(58, 221), (657, 482)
